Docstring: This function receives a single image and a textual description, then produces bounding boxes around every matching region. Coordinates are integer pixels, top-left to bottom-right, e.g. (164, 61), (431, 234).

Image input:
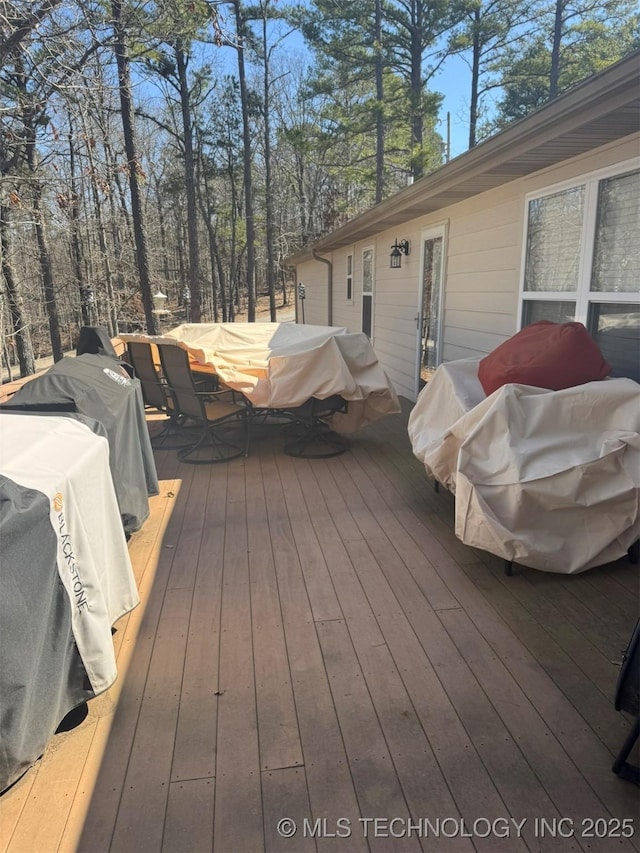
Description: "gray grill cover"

(4, 354), (158, 532)
(0, 475), (94, 792)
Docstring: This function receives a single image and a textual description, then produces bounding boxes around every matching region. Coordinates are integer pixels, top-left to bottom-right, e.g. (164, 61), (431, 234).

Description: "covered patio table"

(120, 322), (400, 432)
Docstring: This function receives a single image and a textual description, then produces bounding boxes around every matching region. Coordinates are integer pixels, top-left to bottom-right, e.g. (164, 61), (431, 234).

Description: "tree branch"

(0, 0), (63, 60)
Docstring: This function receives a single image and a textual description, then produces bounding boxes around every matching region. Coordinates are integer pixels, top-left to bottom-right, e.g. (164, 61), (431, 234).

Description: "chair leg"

(282, 417), (348, 458)
(504, 560), (513, 576)
(177, 420), (245, 464)
(150, 413), (194, 449)
(628, 540), (639, 565)
(612, 717), (639, 785)
(243, 409), (251, 457)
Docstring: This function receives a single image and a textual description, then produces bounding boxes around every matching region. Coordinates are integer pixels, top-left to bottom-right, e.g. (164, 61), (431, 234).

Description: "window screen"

(591, 170), (640, 294)
(524, 187), (584, 293)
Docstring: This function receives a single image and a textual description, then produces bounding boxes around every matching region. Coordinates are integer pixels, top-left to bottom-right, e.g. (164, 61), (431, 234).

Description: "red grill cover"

(478, 320), (611, 395)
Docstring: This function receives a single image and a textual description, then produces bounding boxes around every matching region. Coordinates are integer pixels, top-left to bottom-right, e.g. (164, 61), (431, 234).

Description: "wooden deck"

(1, 399), (638, 853)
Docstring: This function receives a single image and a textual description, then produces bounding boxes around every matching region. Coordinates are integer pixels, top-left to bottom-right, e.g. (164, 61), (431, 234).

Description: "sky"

(432, 53), (474, 160)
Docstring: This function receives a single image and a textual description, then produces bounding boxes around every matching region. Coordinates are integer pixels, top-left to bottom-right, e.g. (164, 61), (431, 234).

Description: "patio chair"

(127, 341), (186, 448)
(281, 394), (349, 458)
(612, 618), (640, 785)
(127, 342), (168, 412)
(157, 343), (249, 464)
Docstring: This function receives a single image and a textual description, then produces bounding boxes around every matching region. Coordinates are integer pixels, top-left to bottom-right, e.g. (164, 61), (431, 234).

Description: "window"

(520, 163), (639, 381)
(362, 248), (374, 338)
(346, 253), (353, 303)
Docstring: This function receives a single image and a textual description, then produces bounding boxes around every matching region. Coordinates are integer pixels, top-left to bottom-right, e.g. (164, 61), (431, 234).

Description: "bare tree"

(0, 205), (35, 375)
(0, 0), (64, 59)
(233, 0), (256, 322)
(111, 0), (157, 334)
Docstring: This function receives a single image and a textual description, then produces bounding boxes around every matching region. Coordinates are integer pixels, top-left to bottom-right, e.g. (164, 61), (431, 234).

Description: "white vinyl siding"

(297, 265), (329, 324)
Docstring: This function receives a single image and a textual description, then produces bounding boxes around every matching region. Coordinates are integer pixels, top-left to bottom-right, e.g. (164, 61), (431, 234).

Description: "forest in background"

(1, 0), (638, 377)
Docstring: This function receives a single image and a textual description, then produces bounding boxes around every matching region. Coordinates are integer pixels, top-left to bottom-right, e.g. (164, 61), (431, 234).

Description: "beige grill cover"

(121, 323), (400, 433)
(408, 357), (640, 573)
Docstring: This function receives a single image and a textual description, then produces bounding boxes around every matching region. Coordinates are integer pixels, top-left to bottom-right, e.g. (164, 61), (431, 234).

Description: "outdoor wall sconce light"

(390, 239), (410, 268)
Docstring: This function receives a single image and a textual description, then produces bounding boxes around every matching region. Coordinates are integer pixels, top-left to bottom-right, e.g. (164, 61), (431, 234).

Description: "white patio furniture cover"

(120, 323), (400, 432)
(408, 357), (640, 573)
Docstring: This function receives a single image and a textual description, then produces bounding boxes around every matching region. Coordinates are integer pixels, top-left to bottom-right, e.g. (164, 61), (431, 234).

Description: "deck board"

(246, 454), (304, 773)
(163, 777), (215, 853)
(170, 465), (226, 784)
(1, 402), (638, 853)
(314, 618), (422, 853)
(213, 467), (264, 853)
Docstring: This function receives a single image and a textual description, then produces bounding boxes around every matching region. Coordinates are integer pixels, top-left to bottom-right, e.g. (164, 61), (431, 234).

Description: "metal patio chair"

(126, 341), (187, 448)
(281, 394), (349, 458)
(612, 617), (640, 785)
(157, 343), (249, 464)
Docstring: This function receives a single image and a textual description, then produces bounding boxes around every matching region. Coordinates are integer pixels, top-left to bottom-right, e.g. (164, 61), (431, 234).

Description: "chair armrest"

(196, 388), (242, 404)
(192, 372), (219, 392)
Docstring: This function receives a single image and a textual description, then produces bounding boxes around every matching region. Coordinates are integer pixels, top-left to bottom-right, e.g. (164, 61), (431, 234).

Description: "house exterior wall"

(296, 261), (330, 326)
(295, 132), (639, 402)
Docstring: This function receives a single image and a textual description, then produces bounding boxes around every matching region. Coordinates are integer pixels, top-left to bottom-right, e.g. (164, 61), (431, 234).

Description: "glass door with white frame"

(418, 228), (445, 391)
(362, 247), (374, 338)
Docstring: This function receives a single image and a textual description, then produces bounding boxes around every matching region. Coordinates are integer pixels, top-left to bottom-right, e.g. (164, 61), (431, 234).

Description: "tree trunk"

(68, 122), (91, 325)
(0, 205), (36, 376)
(175, 40), (202, 322)
(549, 0), (563, 99)
(409, 2), (424, 180)
(198, 153), (227, 323)
(24, 112), (64, 362)
(111, 0), (157, 335)
(468, 8), (481, 148)
(104, 133), (133, 245)
(296, 160), (307, 240)
(153, 174), (171, 287)
(100, 130), (127, 302)
(234, 0), (256, 322)
(33, 185), (64, 361)
(374, 0), (384, 203)
(83, 112), (118, 335)
(261, 11), (277, 321)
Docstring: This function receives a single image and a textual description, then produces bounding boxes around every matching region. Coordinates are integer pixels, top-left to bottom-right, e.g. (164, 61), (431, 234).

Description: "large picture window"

(520, 163), (639, 381)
